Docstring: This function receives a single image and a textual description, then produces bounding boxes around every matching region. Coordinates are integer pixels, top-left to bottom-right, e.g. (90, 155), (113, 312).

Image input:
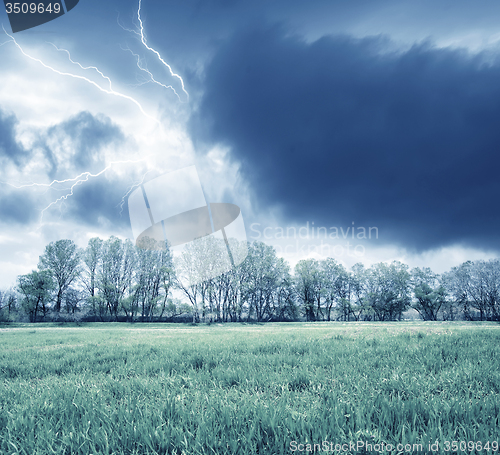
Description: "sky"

(1, 0), (500, 287)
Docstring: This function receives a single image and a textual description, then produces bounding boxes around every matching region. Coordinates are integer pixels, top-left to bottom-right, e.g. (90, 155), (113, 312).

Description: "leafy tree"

(0, 289), (19, 321)
(350, 263), (369, 320)
(38, 239), (81, 312)
(0, 291), (7, 321)
(226, 252), (252, 322)
(81, 237), (103, 299)
(442, 262), (471, 320)
(64, 288), (84, 314)
(294, 259), (323, 321)
(88, 295), (107, 321)
(205, 271), (232, 322)
(445, 260), (500, 321)
(162, 298), (192, 320)
(132, 237), (174, 321)
(99, 237), (136, 320)
(365, 261), (411, 321)
(321, 259), (350, 321)
(7, 292), (16, 314)
(17, 270), (55, 322)
(467, 260), (500, 321)
(242, 242), (284, 322)
(270, 259), (297, 321)
(411, 267), (446, 321)
(174, 236), (229, 322)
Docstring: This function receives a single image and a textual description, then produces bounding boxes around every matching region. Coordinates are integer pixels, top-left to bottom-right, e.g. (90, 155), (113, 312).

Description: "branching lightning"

(118, 0), (189, 101)
(117, 168), (156, 216)
(120, 45), (182, 100)
(136, 0), (189, 101)
(7, 158), (152, 228)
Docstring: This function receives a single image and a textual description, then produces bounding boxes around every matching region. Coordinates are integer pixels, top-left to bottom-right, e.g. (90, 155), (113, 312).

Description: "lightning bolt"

(117, 168), (156, 216)
(118, 0), (189, 101)
(1, 25), (161, 127)
(6, 158), (153, 228)
(136, 0), (189, 101)
(120, 45), (182, 100)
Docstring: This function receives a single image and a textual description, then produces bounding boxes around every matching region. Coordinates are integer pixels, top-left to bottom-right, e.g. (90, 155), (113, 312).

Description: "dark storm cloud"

(193, 26), (500, 251)
(0, 189), (39, 225)
(64, 177), (132, 233)
(0, 108), (28, 166)
(40, 111), (125, 176)
(58, 111), (124, 165)
(47, 111), (125, 174)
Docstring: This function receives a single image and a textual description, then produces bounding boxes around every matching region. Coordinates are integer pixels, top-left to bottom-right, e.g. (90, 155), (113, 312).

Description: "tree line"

(1, 236), (499, 323)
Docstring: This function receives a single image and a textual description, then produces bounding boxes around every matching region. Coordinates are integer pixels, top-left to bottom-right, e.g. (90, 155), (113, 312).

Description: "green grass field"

(0, 322), (499, 454)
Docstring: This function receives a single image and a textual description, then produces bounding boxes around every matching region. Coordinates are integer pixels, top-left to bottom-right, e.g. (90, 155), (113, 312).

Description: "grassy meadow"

(0, 322), (499, 454)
